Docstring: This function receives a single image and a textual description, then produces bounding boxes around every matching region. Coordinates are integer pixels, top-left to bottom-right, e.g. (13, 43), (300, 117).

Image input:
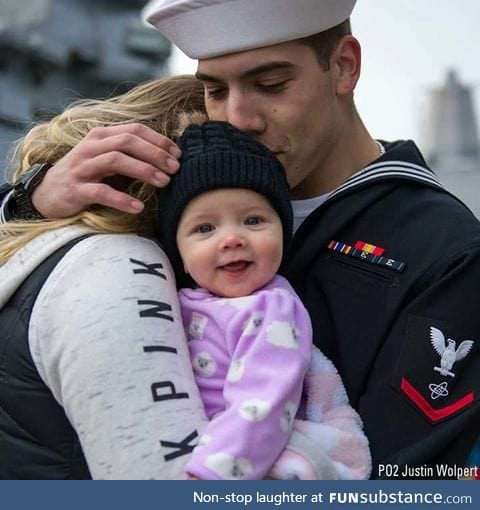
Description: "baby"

(158, 120), (370, 480)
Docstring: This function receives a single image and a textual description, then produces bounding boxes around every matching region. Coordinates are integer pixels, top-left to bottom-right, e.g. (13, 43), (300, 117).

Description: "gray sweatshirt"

(0, 226), (208, 479)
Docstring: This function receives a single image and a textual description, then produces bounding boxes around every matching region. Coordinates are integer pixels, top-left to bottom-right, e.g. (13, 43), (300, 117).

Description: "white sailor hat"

(142, 0), (356, 59)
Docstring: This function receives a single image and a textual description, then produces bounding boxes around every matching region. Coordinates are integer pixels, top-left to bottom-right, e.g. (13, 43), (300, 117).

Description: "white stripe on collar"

(328, 160), (443, 201)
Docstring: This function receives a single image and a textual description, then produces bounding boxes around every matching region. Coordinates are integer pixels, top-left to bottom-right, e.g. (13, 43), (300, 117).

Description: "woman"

(0, 75), (209, 479)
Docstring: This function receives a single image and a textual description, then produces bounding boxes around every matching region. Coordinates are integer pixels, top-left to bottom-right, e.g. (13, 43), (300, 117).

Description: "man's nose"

(225, 91), (266, 135)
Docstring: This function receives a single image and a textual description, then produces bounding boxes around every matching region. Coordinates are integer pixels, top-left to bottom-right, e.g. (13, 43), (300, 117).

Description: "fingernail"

(170, 145), (182, 158)
(167, 156), (180, 171)
(130, 200), (144, 213)
(155, 172), (170, 186)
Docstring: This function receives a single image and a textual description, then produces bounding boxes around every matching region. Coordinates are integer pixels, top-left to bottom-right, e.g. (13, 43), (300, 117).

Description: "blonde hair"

(0, 75), (206, 265)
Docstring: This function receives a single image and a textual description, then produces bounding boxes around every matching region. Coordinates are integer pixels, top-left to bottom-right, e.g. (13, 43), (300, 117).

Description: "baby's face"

(176, 188), (283, 297)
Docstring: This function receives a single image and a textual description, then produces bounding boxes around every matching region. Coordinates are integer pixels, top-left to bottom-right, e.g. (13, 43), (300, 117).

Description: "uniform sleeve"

(184, 289), (311, 480)
(268, 347), (372, 480)
(0, 186), (13, 223)
(362, 241), (480, 477)
(29, 234), (208, 479)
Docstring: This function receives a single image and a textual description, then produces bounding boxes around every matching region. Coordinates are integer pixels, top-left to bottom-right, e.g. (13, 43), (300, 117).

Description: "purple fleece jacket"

(180, 275), (312, 480)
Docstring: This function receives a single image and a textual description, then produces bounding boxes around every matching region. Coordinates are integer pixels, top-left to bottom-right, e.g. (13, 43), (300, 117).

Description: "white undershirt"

(290, 165), (372, 234)
(291, 193), (331, 234)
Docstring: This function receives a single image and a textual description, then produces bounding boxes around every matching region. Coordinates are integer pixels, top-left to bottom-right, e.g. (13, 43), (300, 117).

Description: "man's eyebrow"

(195, 61), (295, 83)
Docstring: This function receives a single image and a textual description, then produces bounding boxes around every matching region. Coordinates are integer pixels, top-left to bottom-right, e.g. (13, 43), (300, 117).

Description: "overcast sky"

(168, 0), (480, 148)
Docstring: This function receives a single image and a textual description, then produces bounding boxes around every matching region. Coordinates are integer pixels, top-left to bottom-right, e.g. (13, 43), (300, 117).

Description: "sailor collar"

(328, 141), (444, 204)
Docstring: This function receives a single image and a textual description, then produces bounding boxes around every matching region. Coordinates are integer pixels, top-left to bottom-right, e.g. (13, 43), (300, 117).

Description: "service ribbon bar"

(328, 240), (406, 273)
(354, 240), (385, 256)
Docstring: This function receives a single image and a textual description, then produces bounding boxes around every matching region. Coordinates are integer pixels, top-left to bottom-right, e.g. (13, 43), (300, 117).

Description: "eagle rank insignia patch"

(393, 316), (478, 424)
(430, 327), (474, 378)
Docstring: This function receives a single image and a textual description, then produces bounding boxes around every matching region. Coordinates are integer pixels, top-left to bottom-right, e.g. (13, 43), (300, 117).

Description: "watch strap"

(12, 163), (52, 221)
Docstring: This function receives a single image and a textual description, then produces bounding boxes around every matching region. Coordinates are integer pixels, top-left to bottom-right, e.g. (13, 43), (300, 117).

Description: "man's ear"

(333, 35), (361, 97)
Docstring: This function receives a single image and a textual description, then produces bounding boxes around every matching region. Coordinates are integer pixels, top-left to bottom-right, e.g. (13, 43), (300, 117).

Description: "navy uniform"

(285, 140), (480, 478)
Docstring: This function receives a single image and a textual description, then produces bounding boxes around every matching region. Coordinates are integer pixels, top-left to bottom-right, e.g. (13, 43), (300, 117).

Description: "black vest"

(0, 238), (91, 479)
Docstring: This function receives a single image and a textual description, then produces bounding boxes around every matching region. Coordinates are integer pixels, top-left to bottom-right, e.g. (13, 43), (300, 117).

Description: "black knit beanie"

(157, 121), (292, 284)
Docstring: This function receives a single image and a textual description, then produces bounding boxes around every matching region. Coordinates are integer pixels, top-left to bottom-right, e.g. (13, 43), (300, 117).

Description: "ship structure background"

(0, 0), (170, 183)
(421, 69), (480, 218)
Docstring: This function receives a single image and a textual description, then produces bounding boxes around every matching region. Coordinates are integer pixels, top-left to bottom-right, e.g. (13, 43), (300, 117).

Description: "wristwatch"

(12, 163), (51, 220)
